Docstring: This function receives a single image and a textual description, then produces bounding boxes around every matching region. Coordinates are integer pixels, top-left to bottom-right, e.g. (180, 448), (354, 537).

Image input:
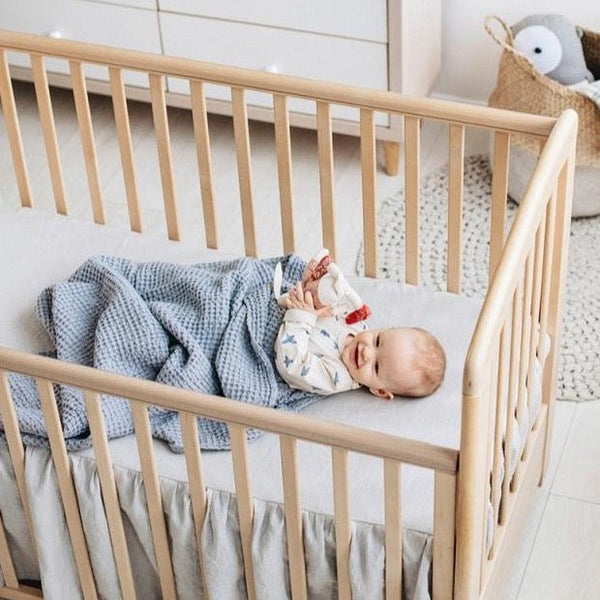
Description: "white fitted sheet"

(0, 209), (482, 535)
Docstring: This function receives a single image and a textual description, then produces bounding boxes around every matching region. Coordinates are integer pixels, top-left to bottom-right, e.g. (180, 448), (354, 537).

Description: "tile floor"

(1, 81), (599, 599)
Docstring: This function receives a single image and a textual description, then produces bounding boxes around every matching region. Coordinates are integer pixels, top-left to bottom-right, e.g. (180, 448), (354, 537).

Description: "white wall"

(432, 1), (600, 104)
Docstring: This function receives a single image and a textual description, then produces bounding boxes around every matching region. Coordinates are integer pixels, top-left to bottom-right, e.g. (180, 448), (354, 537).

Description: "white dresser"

(0, 0), (442, 174)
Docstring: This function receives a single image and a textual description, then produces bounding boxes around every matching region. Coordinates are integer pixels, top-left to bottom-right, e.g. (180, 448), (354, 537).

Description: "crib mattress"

(0, 209), (481, 537)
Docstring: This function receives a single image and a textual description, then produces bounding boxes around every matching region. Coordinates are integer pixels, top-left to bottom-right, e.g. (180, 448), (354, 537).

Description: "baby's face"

(341, 327), (420, 399)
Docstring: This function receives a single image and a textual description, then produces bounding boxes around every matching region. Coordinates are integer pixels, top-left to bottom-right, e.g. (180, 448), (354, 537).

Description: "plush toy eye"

(514, 25), (563, 74)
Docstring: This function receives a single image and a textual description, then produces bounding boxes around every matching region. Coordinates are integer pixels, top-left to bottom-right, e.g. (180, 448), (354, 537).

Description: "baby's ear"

(369, 387), (393, 401)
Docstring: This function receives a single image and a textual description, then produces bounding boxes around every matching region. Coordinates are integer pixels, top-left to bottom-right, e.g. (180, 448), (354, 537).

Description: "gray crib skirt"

(0, 444), (433, 599)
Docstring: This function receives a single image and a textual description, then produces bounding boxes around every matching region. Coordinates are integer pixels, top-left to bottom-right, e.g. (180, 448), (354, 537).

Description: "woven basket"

(486, 16), (600, 167)
(486, 16), (600, 217)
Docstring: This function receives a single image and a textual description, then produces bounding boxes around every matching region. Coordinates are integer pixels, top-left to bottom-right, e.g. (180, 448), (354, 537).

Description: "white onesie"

(275, 308), (368, 395)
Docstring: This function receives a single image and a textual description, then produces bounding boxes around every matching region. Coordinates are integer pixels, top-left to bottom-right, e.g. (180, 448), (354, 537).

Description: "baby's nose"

(362, 344), (372, 362)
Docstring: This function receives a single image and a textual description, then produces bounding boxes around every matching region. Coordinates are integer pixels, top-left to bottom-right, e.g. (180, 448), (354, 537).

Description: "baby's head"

(341, 327), (446, 400)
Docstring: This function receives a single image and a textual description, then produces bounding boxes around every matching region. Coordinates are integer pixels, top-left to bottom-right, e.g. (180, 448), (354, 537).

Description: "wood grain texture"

(149, 73), (180, 241)
(37, 379), (98, 599)
(109, 67), (142, 233)
(31, 54), (67, 215)
(84, 391), (136, 600)
(70, 60), (105, 225)
(131, 401), (177, 599)
(0, 50), (32, 207)
(360, 108), (378, 278)
(232, 87), (258, 257)
(280, 436), (307, 600)
(273, 94), (296, 255)
(404, 116), (420, 285)
(190, 80), (218, 249)
(317, 101), (336, 260)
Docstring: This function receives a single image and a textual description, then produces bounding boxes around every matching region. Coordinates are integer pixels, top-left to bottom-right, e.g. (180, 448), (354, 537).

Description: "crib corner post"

(454, 396), (487, 600)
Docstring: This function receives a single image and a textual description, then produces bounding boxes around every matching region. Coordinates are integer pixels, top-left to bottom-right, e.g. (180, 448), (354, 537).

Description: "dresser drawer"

(158, 0), (387, 43)
(0, 0), (161, 87)
(160, 12), (388, 124)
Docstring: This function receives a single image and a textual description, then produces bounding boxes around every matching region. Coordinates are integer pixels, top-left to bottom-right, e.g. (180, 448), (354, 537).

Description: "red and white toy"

(274, 249), (371, 325)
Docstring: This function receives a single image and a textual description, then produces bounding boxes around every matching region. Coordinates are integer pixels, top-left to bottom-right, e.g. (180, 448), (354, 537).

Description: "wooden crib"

(0, 30), (576, 600)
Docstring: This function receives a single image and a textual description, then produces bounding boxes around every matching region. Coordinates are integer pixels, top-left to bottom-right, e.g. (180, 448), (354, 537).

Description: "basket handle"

(485, 15), (515, 52)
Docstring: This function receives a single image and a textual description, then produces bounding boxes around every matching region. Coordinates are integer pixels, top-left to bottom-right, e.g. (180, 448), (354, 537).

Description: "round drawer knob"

(47, 30), (63, 39)
(263, 64), (279, 74)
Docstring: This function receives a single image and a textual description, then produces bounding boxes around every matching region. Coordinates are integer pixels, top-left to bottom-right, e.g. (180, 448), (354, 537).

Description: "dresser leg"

(383, 141), (400, 176)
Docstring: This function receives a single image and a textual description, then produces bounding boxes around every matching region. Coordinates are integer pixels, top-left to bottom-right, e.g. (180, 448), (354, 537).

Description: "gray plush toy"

(512, 14), (593, 85)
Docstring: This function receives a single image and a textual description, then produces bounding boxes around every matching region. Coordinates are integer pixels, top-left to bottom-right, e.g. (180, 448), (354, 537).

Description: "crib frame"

(0, 30), (577, 600)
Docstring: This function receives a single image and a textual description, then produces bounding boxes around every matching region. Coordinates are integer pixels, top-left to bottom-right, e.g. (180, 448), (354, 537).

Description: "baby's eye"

(375, 334), (380, 347)
(375, 361), (379, 375)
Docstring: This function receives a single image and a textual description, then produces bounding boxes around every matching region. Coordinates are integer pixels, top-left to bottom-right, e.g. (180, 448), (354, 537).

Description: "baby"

(274, 251), (446, 399)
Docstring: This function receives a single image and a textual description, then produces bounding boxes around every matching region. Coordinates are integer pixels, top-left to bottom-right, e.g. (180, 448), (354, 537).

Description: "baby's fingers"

(303, 290), (315, 309)
(302, 259), (317, 282)
(316, 305), (333, 318)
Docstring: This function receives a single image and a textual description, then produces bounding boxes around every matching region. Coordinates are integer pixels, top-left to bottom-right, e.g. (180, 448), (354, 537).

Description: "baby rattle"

(274, 249), (371, 325)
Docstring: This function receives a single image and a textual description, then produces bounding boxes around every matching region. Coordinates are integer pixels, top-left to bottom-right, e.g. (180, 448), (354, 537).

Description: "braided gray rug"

(355, 155), (600, 400)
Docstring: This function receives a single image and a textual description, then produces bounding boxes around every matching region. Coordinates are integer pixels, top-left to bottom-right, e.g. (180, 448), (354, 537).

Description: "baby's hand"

(301, 259), (318, 284)
(285, 283), (333, 318)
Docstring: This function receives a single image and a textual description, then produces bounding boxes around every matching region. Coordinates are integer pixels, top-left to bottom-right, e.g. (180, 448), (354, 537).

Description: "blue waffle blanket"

(6, 254), (318, 451)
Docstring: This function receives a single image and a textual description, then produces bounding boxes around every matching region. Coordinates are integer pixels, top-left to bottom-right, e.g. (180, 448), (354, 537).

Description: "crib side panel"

(456, 110), (578, 600)
(0, 347), (459, 600)
(0, 29), (559, 284)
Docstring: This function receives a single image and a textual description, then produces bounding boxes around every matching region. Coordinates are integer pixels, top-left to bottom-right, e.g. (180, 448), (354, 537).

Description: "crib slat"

(525, 218), (546, 435)
(360, 108), (377, 278)
(109, 67), (142, 233)
(447, 124), (465, 294)
(273, 94), (296, 255)
(190, 80), (218, 249)
(0, 511), (18, 589)
(231, 87), (258, 258)
(180, 411), (208, 569)
(316, 101), (337, 261)
(489, 326), (509, 559)
(31, 54), (68, 215)
(36, 379), (98, 600)
(489, 132), (510, 279)
(404, 116), (420, 285)
(280, 435), (307, 600)
(0, 371), (38, 561)
(229, 424), (257, 600)
(502, 282), (523, 512)
(383, 459), (402, 600)
(433, 470), (457, 600)
(332, 447), (351, 600)
(0, 50), (32, 207)
(69, 61), (105, 225)
(513, 255), (534, 490)
(83, 391), (136, 600)
(538, 190), (557, 391)
(149, 73), (180, 241)
(130, 401), (177, 599)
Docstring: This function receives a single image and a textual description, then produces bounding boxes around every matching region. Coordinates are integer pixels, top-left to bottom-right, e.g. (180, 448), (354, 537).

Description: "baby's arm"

(275, 286), (352, 393)
(275, 310), (351, 393)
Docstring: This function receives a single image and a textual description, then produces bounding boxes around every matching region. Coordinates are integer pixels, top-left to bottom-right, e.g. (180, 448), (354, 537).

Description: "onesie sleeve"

(275, 309), (355, 394)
